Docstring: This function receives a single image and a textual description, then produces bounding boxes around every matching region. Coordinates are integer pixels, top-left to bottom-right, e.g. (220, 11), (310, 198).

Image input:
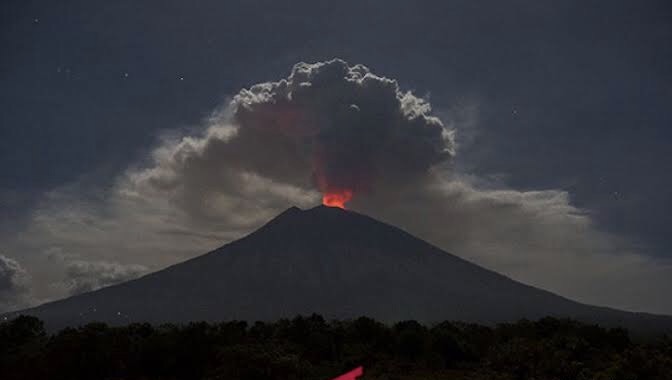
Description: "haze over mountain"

(6, 206), (672, 333)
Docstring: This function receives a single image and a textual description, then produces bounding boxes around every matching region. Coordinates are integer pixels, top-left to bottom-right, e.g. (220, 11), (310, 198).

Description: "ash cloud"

(230, 59), (453, 196)
(4, 59), (672, 314)
(125, 59), (451, 226)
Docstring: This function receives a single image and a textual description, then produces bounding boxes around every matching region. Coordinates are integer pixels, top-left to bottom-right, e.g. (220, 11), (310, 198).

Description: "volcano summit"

(7, 206), (672, 333)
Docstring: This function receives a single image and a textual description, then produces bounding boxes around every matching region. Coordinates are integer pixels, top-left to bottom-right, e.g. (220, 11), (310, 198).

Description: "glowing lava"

(322, 190), (353, 209)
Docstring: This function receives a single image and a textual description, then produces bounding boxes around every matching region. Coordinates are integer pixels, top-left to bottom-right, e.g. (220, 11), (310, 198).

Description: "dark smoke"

(232, 59), (454, 197)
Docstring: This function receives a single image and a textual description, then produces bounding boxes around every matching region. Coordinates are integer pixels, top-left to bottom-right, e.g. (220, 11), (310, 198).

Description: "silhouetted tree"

(0, 314), (670, 380)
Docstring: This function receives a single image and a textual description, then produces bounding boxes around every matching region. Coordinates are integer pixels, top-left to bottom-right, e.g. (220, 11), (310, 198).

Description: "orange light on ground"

(331, 366), (363, 380)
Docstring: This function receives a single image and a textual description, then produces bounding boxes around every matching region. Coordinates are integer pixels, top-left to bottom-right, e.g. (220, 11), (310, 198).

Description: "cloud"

(57, 259), (148, 295)
(230, 59), (453, 196)
(0, 254), (31, 313)
(127, 58), (453, 219)
(353, 176), (672, 313)
(4, 58), (672, 314)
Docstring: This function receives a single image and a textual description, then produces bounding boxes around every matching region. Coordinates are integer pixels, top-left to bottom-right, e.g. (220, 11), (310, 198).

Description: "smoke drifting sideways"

(231, 59), (454, 208)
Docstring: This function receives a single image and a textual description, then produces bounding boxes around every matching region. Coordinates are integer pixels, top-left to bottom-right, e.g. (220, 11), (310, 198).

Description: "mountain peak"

(284, 204), (350, 213)
(264, 204), (353, 227)
(304, 204), (352, 217)
(9, 206), (672, 334)
(254, 204), (360, 242)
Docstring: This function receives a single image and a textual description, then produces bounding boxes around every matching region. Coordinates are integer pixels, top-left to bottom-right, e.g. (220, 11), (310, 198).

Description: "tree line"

(1, 314), (671, 379)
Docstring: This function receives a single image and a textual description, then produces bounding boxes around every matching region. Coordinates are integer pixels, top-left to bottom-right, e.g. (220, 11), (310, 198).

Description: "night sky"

(1, 1), (671, 313)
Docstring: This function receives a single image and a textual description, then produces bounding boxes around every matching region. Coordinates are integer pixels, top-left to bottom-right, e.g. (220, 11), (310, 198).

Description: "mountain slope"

(7, 206), (672, 333)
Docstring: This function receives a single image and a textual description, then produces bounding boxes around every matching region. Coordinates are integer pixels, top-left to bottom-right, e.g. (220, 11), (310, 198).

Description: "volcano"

(7, 206), (672, 333)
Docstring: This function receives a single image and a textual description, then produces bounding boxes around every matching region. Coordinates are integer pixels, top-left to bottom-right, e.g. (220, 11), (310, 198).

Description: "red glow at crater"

(322, 190), (353, 209)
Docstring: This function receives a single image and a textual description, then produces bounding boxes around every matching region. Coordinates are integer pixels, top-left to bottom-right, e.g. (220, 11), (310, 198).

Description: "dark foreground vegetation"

(1, 315), (671, 380)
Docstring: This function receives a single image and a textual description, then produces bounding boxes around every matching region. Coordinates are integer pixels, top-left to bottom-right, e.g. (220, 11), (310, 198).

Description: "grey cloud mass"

(231, 59), (453, 195)
(2, 59), (672, 314)
(60, 260), (148, 296)
(354, 177), (672, 313)
(0, 255), (31, 312)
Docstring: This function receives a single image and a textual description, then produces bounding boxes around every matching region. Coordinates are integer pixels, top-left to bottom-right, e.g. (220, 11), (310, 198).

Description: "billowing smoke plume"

(230, 59), (454, 206)
(4, 58), (672, 314)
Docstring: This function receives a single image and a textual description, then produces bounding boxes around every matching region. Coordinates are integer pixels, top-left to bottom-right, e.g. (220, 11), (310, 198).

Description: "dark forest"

(2, 314), (671, 380)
